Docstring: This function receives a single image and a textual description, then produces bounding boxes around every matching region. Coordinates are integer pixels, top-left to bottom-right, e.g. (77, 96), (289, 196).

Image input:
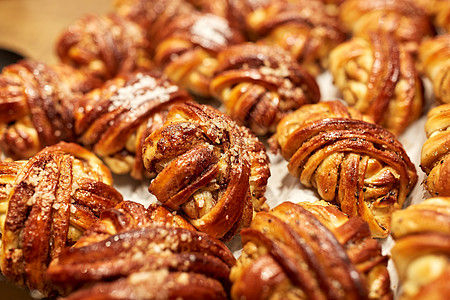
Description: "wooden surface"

(0, 0), (111, 63)
(0, 1), (112, 298)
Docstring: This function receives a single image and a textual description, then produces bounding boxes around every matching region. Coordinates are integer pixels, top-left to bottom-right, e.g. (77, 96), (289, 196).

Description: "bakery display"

(0, 60), (95, 160)
(245, 0), (346, 75)
(421, 103), (450, 196)
(1, 0), (450, 298)
(0, 142), (123, 297)
(329, 31), (424, 135)
(272, 101), (418, 238)
(46, 200), (236, 300)
(338, 0), (435, 53)
(210, 42), (320, 136)
(419, 34), (450, 104)
(74, 71), (193, 179)
(230, 201), (392, 299)
(391, 197), (450, 299)
(56, 13), (152, 82)
(142, 102), (270, 241)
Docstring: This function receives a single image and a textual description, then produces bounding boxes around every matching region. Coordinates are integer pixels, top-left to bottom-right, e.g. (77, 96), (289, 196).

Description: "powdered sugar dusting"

(109, 73), (179, 111)
(190, 14), (232, 47)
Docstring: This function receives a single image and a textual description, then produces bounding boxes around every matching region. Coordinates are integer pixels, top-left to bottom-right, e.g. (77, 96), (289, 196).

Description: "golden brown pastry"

(329, 31), (424, 135)
(0, 60), (95, 160)
(272, 100), (418, 238)
(74, 71), (193, 179)
(114, 0), (194, 39)
(46, 201), (236, 300)
(420, 103), (450, 196)
(230, 201), (393, 300)
(339, 0), (435, 53)
(413, 0), (450, 32)
(419, 34), (450, 104)
(210, 43), (320, 136)
(73, 201), (196, 248)
(152, 11), (245, 97)
(391, 197), (450, 300)
(56, 13), (152, 82)
(142, 102), (270, 241)
(0, 142), (123, 297)
(245, 0), (346, 75)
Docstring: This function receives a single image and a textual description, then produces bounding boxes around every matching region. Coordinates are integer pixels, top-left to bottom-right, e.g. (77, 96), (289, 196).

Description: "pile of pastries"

(0, 0), (449, 299)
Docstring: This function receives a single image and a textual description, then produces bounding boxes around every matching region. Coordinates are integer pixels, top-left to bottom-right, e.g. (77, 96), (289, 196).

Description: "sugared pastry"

(74, 71), (192, 179)
(142, 102), (270, 241)
(421, 103), (450, 196)
(245, 0), (346, 75)
(339, 0), (434, 53)
(56, 13), (152, 82)
(391, 197), (450, 300)
(210, 43), (320, 136)
(419, 34), (450, 104)
(329, 31), (424, 135)
(46, 201), (236, 300)
(272, 101), (418, 238)
(0, 142), (123, 297)
(230, 201), (392, 300)
(152, 11), (245, 97)
(0, 60), (95, 160)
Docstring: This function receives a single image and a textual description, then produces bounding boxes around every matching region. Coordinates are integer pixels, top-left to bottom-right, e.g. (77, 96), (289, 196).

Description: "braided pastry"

(46, 201), (236, 300)
(152, 10), (245, 97)
(245, 0), (346, 75)
(75, 71), (192, 179)
(142, 102), (270, 241)
(272, 100), (418, 238)
(419, 34), (450, 104)
(420, 103), (450, 196)
(0, 60), (95, 160)
(230, 201), (392, 300)
(210, 43), (320, 136)
(0, 142), (123, 296)
(391, 197), (450, 299)
(74, 200), (196, 248)
(56, 13), (152, 82)
(329, 31), (424, 135)
(339, 0), (434, 53)
(114, 0), (194, 39)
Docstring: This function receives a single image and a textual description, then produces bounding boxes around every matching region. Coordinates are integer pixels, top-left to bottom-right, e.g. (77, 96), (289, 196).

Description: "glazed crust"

(0, 142), (123, 296)
(339, 0), (434, 53)
(273, 101), (418, 238)
(211, 43), (320, 136)
(46, 201), (236, 300)
(419, 34), (450, 104)
(56, 13), (152, 82)
(75, 71), (192, 179)
(230, 201), (392, 300)
(329, 31), (424, 135)
(0, 60), (95, 160)
(391, 197), (450, 300)
(420, 103), (450, 196)
(245, 0), (346, 75)
(74, 201), (196, 248)
(142, 102), (270, 241)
